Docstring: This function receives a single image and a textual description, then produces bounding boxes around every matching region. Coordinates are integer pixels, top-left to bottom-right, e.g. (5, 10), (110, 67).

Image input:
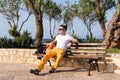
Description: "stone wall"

(0, 49), (39, 64)
(0, 49), (120, 74)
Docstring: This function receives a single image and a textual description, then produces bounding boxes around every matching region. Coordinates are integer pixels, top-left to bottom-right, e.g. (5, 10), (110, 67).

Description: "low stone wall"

(0, 49), (120, 74)
(0, 49), (39, 64)
(108, 54), (120, 74)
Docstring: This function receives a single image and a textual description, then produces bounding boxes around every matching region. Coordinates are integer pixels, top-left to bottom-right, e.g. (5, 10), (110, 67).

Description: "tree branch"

(19, 12), (31, 32)
(25, 0), (39, 18)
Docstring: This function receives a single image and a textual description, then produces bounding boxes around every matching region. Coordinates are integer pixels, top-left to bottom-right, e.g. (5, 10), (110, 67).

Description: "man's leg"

(37, 49), (56, 71)
(30, 49), (56, 75)
(49, 48), (65, 73)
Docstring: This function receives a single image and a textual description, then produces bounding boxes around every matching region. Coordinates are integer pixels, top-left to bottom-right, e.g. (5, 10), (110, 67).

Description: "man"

(30, 25), (78, 75)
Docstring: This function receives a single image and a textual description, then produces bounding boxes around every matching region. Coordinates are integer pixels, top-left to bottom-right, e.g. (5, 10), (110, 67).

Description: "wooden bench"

(34, 43), (106, 76)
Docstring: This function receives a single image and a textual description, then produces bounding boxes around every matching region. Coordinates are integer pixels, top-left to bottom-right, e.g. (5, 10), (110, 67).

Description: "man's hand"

(67, 43), (72, 48)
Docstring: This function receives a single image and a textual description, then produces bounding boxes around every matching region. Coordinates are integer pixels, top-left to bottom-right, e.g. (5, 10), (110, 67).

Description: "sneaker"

(30, 69), (40, 75)
(49, 67), (55, 73)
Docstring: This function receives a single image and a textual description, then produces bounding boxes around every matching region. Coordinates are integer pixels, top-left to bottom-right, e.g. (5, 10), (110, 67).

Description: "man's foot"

(30, 69), (40, 75)
(49, 67), (55, 73)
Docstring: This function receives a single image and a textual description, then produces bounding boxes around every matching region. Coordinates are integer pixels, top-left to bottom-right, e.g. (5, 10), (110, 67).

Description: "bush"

(117, 44), (120, 49)
(0, 37), (13, 48)
(8, 25), (20, 38)
(0, 31), (33, 48)
(73, 35), (83, 42)
(86, 35), (100, 43)
(44, 38), (55, 43)
(13, 31), (33, 48)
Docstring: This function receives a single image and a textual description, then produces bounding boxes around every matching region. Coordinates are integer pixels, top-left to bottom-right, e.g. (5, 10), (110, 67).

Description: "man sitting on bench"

(30, 24), (78, 75)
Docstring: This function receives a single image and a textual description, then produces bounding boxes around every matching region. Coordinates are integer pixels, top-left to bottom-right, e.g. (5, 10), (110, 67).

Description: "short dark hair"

(60, 25), (67, 30)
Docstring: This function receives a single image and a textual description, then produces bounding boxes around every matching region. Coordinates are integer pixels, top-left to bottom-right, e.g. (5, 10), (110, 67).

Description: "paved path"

(0, 63), (120, 80)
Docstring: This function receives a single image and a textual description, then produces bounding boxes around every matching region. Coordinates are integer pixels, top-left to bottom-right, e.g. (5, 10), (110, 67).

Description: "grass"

(107, 48), (120, 54)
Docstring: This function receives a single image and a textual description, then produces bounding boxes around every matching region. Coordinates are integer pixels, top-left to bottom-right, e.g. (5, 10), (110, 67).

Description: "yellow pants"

(37, 48), (65, 71)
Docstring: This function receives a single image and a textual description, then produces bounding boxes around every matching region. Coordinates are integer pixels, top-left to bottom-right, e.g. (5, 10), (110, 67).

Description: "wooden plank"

(33, 54), (45, 56)
(71, 47), (106, 50)
(72, 43), (106, 46)
(43, 43), (106, 46)
(64, 54), (105, 59)
(71, 50), (106, 54)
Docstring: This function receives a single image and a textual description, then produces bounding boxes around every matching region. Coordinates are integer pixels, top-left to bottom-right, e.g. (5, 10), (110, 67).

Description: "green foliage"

(95, 0), (115, 23)
(0, 37), (13, 48)
(73, 35), (83, 42)
(31, 0), (44, 11)
(0, 31), (33, 48)
(72, 0), (96, 37)
(43, 0), (62, 38)
(8, 25), (20, 38)
(14, 31), (33, 48)
(86, 35), (100, 43)
(73, 0), (115, 24)
(119, 0), (120, 3)
(0, 0), (22, 16)
(64, 1), (75, 24)
(63, 1), (75, 35)
(44, 39), (54, 43)
(0, 0), (31, 36)
(117, 44), (120, 48)
(0, 0), (23, 25)
(107, 48), (120, 54)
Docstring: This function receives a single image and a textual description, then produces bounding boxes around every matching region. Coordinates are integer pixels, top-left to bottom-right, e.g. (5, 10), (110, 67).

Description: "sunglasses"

(58, 28), (64, 30)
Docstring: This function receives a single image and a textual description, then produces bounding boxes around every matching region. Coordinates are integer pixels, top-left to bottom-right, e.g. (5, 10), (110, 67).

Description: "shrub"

(86, 35), (100, 43)
(0, 37), (13, 48)
(44, 38), (55, 43)
(8, 25), (20, 38)
(13, 31), (33, 48)
(117, 44), (120, 48)
(73, 35), (83, 42)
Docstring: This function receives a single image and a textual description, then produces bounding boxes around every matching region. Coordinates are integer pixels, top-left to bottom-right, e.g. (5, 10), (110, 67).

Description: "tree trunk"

(104, 4), (120, 48)
(49, 18), (53, 38)
(98, 22), (106, 38)
(25, 0), (43, 45)
(95, 0), (107, 38)
(35, 14), (43, 46)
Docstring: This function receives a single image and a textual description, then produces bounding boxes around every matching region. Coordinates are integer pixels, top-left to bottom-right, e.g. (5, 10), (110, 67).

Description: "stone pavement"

(0, 63), (120, 80)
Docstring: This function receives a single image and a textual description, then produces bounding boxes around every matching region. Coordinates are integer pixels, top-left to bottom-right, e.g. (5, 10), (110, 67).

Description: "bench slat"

(71, 47), (106, 50)
(72, 43), (106, 46)
(64, 54), (105, 59)
(34, 43), (106, 59)
(71, 50), (106, 54)
(33, 54), (44, 56)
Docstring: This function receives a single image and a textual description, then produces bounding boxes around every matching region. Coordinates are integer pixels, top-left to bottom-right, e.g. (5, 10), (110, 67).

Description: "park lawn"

(107, 48), (120, 54)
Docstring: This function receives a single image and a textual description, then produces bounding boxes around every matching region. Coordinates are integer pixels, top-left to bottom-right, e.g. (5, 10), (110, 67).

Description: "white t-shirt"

(55, 35), (73, 51)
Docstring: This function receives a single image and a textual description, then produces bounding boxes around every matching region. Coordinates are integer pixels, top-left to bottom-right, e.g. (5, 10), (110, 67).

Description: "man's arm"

(48, 40), (56, 47)
(71, 38), (79, 43)
(46, 39), (56, 47)
(67, 38), (79, 48)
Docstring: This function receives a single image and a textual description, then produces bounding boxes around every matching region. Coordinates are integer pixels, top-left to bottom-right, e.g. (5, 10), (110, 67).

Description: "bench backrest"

(69, 43), (106, 56)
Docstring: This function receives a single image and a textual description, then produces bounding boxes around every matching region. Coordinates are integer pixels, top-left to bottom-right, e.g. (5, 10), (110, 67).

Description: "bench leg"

(95, 59), (99, 72)
(87, 59), (99, 76)
(88, 59), (93, 76)
(88, 64), (92, 76)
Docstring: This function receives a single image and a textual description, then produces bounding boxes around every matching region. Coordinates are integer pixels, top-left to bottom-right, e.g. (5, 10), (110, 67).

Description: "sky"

(0, 0), (116, 39)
